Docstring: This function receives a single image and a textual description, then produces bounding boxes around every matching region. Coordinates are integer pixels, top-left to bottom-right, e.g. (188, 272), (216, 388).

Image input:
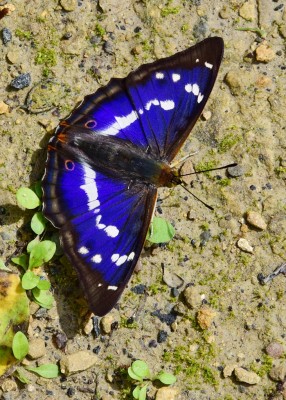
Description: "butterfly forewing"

(42, 37), (224, 315)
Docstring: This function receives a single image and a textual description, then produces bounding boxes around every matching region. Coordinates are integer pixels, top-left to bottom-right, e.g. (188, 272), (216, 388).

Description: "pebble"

(246, 211), (267, 230)
(131, 284), (146, 294)
(60, 0), (77, 11)
(197, 306), (216, 329)
(234, 367), (261, 384)
(1, 379), (17, 392)
(101, 314), (114, 334)
(201, 110), (212, 120)
(256, 43), (275, 63)
(103, 41), (114, 55)
(0, 101), (9, 114)
(28, 338), (46, 359)
(227, 164), (245, 177)
(223, 364), (238, 378)
(156, 387), (178, 400)
(7, 50), (20, 64)
(239, 0), (256, 21)
(237, 238), (254, 253)
(60, 351), (99, 375)
(183, 286), (202, 309)
(219, 5), (232, 19)
(269, 364), (286, 381)
(157, 330), (168, 343)
(163, 269), (184, 289)
(10, 73), (31, 89)
(1, 27), (12, 45)
(83, 317), (93, 335)
(265, 342), (284, 358)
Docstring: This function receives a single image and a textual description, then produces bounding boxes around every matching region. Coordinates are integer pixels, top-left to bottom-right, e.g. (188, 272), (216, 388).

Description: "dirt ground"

(0, 0), (286, 399)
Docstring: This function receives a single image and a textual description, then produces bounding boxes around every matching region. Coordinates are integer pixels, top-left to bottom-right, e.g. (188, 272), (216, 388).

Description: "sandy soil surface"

(0, 0), (286, 399)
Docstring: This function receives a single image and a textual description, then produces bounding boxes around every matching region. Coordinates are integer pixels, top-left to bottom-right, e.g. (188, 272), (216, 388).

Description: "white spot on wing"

(192, 83), (200, 96)
(145, 99), (159, 111)
(196, 58), (199, 63)
(160, 100), (175, 111)
(128, 252), (135, 261)
(98, 110), (138, 136)
(205, 61), (213, 69)
(108, 285), (118, 291)
(185, 83), (192, 93)
(92, 254), (102, 263)
(116, 255), (128, 266)
(96, 215), (106, 230)
(139, 108), (144, 114)
(198, 93), (204, 103)
(105, 225), (119, 238)
(98, 283), (102, 287)
(172, 73), (180, 82)
(80, 166), (99, 211)
(79, 246), (89, 255)
(111, 254), (120, 262)
(155, 72), (164, 79)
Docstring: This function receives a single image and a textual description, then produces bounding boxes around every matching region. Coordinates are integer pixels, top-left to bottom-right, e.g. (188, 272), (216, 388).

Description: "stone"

(101, 315), (114, 334)
(60, 0), (77, 11)
(28, 338), (46, 359)
(265, 342), (284, 358)
(223, 364), (238, 378)
(183, 286), (202, 309)
(0, 101), (9, 114)
(60, 351), (99, 375)
(269, 364), (286, 382)
(256, 43), (275, 63)
(246, 211), (267, 230)
(197, 306), (216, 329)
(234, 367), (261, 384)
(239, 0), (256, 21)
(201, 110), (212, 120)
(237, 238), (254, 253)
(227, 165), (245, 177)
(156, 387), (179, 400)
(7, 50), (20, 64)
(1, 379), (17, 392)
(10, 73), (31, 89)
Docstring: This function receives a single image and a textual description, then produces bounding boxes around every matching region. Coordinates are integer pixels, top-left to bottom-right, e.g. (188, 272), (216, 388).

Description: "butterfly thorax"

(53, 128), (176, 187)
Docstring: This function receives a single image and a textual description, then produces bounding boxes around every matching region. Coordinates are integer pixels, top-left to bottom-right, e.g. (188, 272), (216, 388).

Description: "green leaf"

(14, 368), (30, 384)
(32, 181), (43, 199)
(37, 279), (51, 290)
(31, 212), (46, 235)
(147, 217), (175, 244)
(27, 237), (40, 253)
(32, 287), (54, 309)
(16, 187), (41, 209)
(131, 360), (150, 379)
(12, 331), (29, 360)
(132, 385), (141, 399)
(128, 366), (143, 382)
(0, 259), (11, 271)
(139, 384), (148, 400)
(29, 240), (56, 268)
(155, 371), (176, 385)
(21, 270), (40, 290)
(11, 254), (29, 270)
(26, 364), (59, 378)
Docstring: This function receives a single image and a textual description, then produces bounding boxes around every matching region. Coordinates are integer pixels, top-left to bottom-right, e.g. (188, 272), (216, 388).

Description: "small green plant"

(128, 360), (176, 399)
(146, 216), (175, 244)
(12, 332), (29, 360)
(14, 186), (56, 309)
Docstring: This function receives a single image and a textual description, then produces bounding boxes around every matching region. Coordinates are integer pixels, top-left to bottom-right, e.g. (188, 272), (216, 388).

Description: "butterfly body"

(42, 37), (224, 316)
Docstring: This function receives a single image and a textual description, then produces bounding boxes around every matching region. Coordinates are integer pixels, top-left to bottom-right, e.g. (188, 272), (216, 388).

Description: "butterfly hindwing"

(43, 147), (157, 315)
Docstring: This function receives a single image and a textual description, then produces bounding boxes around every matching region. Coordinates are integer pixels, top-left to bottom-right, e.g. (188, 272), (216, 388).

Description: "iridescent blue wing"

(42, 37), (224, 315)
(43, 148), (157, 316)
(61, 37), (223, 161)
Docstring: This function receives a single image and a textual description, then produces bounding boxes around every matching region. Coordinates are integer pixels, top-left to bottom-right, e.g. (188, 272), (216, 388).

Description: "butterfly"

(42, 37), (224, 316)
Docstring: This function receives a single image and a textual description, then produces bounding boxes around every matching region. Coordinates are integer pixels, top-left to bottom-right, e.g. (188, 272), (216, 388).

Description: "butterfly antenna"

(177, 162), (237, 210)
(179, 162), (237, 177)
(180, 183), (214, 211)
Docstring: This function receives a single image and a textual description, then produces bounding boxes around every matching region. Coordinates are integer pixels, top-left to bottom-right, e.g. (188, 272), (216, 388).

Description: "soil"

(0, 0), (286, 399)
